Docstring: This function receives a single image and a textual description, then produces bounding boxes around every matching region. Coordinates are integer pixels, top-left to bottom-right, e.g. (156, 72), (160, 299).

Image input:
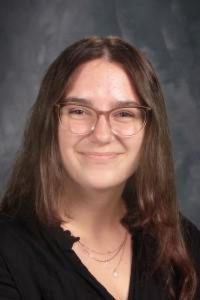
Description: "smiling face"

(58, 59), (145, 191)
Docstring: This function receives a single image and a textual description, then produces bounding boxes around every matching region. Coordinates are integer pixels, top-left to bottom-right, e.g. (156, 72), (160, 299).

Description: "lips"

(84, 152), (117, 156)
(79, 152), (121, 161)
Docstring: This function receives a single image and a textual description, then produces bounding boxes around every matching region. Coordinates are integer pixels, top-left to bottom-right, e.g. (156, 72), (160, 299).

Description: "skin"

(58, 58), (145, 246)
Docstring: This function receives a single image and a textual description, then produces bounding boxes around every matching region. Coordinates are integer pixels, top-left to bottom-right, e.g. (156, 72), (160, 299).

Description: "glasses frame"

(54, 101), (152, 137)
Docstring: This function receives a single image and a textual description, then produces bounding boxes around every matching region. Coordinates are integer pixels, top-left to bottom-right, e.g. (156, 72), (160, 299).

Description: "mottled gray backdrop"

(0, 0), (200, 228)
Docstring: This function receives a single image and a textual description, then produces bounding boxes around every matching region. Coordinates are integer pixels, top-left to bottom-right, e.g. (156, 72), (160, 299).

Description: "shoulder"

(0, 212), (40, 254)
(0, 213), (23, 250)
(0, 212), (21, 237)
(181, 216), (200, 268)
(180, 217), (200, 298)
(181, 216), (200, 247)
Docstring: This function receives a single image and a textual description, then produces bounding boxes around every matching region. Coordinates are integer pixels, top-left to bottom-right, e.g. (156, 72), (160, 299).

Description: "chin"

(76, 173), (128, 191)
(81, 183), (123, 192)
(64, 162), (136, 191)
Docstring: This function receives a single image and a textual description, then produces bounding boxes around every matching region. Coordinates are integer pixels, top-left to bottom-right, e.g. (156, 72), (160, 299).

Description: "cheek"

(58, 128), (88, 180)
(125, 134), (144, 170)
(58, 129), (77, 166)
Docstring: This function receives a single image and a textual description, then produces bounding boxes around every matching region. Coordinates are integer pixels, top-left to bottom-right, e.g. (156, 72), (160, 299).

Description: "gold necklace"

(78, 232), (127, 262)
(77, 230), (127, 258)
(77, 232), (128, 278)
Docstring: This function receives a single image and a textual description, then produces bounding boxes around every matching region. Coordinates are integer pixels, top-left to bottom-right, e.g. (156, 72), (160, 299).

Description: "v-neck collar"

(35, 215), (166, 300)
(40, 220), (138, 300)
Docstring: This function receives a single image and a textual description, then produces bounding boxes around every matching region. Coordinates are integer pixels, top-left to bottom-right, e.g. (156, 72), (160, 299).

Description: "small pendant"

(112, 270), (118, 278)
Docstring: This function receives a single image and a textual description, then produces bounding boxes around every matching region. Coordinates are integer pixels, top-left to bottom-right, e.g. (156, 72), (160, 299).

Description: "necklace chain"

(112, 234), (127, 277)
(78, 234), (126, 255)
(61, 223), (129, 278)
(77, 231), (128, 278)
(77, 231), (127, 260)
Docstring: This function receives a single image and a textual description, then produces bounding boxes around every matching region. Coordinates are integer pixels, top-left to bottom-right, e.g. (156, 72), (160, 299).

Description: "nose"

(90, 114), (113, 144)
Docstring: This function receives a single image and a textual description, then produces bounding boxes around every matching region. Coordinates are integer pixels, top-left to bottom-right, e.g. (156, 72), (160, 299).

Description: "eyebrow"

(63, 97), (141, 108)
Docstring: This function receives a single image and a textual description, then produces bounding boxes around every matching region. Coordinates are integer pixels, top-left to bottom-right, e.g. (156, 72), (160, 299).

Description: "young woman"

(0, 36), (199, 300)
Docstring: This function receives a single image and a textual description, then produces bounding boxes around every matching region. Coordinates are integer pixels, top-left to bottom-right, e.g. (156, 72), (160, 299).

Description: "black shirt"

(0, 213), (199, 300)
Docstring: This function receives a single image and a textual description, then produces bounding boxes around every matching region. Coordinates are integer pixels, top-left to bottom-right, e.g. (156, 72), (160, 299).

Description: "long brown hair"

(0, 36), (197, 299)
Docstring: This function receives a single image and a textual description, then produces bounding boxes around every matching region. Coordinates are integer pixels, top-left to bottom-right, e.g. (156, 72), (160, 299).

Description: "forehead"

(65, 59), (139, 106)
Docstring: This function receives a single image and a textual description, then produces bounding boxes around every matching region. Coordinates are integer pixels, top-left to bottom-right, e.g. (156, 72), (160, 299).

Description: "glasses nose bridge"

(90, 109), (113, 140)
(94, 109), (111, 129)
(96, 109), (110, 120)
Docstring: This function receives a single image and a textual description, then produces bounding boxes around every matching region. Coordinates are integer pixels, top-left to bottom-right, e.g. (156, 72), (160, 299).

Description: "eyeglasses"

(55, 102), (151, 137)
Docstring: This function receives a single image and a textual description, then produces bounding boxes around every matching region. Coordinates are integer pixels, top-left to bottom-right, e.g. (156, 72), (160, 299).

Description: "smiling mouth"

(80, 152), (121, 161)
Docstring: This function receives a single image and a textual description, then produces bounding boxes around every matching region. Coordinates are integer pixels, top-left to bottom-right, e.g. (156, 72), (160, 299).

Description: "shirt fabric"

(0, 212), (199, 300)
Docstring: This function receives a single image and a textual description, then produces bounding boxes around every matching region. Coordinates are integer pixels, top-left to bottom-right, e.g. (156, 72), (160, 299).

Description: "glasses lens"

(110, 107), (146, 136)
(60, 104), (96, 134)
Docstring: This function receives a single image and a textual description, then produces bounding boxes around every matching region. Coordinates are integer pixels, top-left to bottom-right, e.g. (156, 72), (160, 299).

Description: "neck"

(60, 180), (127, 241)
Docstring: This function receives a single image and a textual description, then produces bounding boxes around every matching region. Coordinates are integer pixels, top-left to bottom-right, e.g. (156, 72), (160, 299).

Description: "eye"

(68, 108), (85, 115)
(118, 111), (134, 117)
(63, 105), (93, 120)
(113, 110), (135, 119)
